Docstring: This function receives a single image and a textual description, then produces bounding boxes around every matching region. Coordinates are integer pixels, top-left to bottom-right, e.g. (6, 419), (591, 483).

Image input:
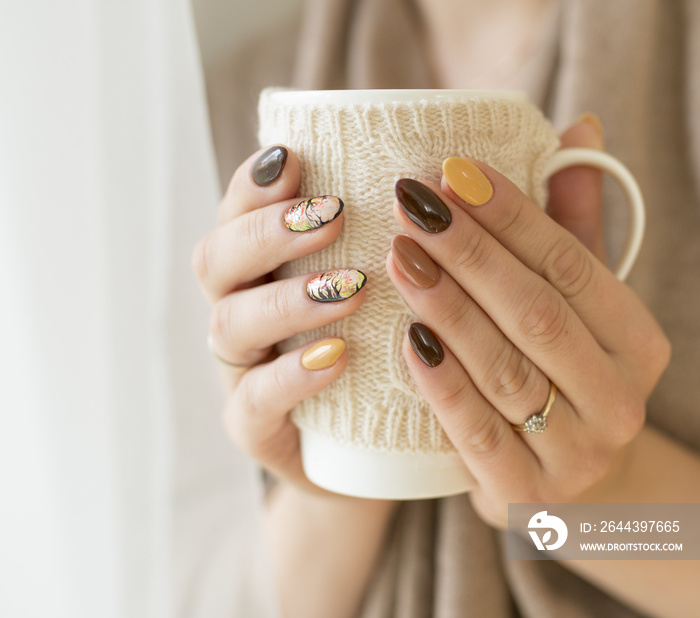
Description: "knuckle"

(435, 293), (472, 332)
(223, 369), (294, 465)
(261, 285), (292, 323)
(244, 211), (270, 256)
(519, 287), (569, 349)
(487, 346), (541, 407)
(462, 410), (510, 458)
(191, 234), (215, 283)
(451, 229), (495, 275)
(210, 298), (234, 343)
(236, 373), (264, 422)
(434, 379), (472, 414)
(269, 360), (290, 403)
(544, 236), (595, 299)
(492, 191), (527, 237)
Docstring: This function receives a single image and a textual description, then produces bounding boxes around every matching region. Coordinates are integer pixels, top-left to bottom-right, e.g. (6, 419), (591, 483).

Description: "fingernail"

(251, 145), (288, 186)
(576, 112), (605, 148)
(408, 323), (444, 367)
(284, 195), (344, 232)
(391, 235), (440, 288)
(302, 338), (346, 370)
(395, 178), (452, 234)
(307, 269), (367, 302)
(442, 157), (493, 206)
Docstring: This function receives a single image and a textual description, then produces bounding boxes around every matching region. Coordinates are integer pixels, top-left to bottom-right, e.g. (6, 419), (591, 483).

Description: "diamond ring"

(512, 381), (558, 434)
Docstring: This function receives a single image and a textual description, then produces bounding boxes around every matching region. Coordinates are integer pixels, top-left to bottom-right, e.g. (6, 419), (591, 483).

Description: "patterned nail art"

(284, 196), (344, 232)
(307, 269), (367, 302)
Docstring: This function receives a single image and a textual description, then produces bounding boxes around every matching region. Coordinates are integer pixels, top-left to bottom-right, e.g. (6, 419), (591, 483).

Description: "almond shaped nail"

(306, 269), (367, 302)
(302, 338), (346, 370)
(391, 235), (440, 288)
(442, 157), (493, 206)
(408, 323), (444, 367)
(576, 112), (605, 148)
(251, 145), (288, 186)
(284, 196), (344, 232)
(395, 178), (452, 234)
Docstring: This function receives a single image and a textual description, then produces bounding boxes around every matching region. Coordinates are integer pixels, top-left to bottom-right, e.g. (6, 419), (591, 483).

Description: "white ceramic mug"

(258, 88), (645, 500)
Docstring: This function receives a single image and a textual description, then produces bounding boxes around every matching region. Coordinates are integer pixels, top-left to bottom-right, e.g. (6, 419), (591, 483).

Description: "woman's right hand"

(192, 145), (367, 496)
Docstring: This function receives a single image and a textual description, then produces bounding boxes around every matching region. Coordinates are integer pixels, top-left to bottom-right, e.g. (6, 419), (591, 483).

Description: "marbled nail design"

(284, 196), (344, 232)
(307, 269), (367, 302)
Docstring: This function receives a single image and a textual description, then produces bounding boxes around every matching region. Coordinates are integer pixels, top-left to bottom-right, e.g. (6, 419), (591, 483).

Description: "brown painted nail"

(395, 178), (452, 234)
(408, 323), (444, 367)
(251, 145), (288, 186)
(391, 235), (440, 288)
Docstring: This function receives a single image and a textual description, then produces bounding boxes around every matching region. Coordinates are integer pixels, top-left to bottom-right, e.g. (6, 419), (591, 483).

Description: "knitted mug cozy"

(258, 88), (560, 456)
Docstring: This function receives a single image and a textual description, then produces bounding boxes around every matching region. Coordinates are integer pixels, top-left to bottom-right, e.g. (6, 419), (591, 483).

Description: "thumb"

(547, 113), (607, 264)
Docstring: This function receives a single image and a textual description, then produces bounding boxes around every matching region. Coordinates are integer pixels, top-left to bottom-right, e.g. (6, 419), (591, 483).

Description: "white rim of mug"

(264, 88), (530, 106)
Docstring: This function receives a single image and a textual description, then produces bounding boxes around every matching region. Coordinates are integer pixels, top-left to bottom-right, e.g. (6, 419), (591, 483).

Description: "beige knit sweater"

(206, 0), (700, 615)
(259, 90), (560, 456)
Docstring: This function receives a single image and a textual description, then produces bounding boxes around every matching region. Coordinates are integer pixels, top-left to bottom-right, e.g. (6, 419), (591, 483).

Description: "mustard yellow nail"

(301, 338), (346, 370)
(577, 112), (605, 147)
(442, 157), (493, 206)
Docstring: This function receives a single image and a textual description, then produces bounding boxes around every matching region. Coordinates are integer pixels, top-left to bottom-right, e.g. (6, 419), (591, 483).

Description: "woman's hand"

(386, 121), (671, 527)
(192, 145), (367, 497)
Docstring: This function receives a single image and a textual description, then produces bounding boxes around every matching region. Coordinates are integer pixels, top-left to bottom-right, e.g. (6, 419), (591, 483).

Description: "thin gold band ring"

(512, 381), (558, 434)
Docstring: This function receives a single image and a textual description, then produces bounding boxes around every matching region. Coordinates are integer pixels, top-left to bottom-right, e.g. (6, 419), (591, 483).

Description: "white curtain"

(0, 1), (277, 617)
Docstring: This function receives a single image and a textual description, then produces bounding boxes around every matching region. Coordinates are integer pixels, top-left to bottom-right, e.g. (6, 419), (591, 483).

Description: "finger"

(210, 269), (367, 367)
(223, 337), (348, 494)
(401, 323), (541, 496)
(193, 195), (344, 303)
(547, 115), (606, 262)
(218, 145), (301, 225)
(439, 158), (666, 379)
(387, 235), (583, 464)
(393, 178), (622, 422)
(386, 236), (547, 419)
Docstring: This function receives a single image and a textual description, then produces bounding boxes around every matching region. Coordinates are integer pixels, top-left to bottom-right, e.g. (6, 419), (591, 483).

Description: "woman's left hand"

(386, 122), (671, 528)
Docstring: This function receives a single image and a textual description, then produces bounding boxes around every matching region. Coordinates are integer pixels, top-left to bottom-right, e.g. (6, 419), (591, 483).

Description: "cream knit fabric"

(258, 88), (560, 454)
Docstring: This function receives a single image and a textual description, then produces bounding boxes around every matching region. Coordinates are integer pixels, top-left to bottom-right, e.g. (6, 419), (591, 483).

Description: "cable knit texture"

(258, 88), (560, 454)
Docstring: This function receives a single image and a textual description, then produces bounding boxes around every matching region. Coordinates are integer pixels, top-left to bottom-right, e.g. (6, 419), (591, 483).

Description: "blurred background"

(192, 0), (301, 78)
(0, 2), (298, 617)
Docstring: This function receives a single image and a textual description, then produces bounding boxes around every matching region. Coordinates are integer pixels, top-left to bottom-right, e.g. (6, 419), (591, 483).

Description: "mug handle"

(542, 148), (645, 281)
